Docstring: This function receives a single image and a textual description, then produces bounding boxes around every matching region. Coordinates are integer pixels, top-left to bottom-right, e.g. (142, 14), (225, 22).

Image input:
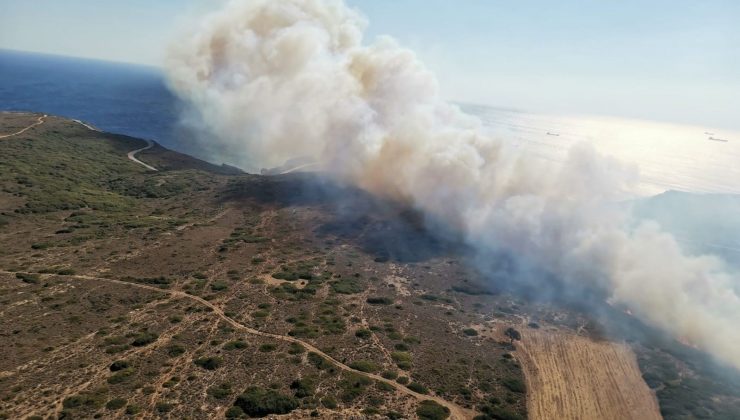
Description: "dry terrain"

(1, 112), (739, 420)
(516, 327), (661, 420)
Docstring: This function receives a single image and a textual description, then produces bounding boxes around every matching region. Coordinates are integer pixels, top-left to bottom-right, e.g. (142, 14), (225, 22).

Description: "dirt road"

(516, 328), (661, 420)
(126, 139), (158, 171)
(72, 118), (158, 171)
(0, 114), (47, 139)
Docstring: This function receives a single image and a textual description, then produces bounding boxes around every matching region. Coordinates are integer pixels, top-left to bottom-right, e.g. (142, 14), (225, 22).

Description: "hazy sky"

(1, 0), (739, 129)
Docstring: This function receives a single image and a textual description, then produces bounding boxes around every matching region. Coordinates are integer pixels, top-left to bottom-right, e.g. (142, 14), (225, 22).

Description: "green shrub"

(194, 356), (223, 370)
(61, 389), (108, 409)
(167, 344), (186, 357)
(392, 351), (412, 369)
(109, 360), (130, 371)
(308, 352), (333, 371)
(107, 367), (135, 384)
(397, 376), (409, 385)
(366, 297), (393, 305)
(339, 373), (372, 402)
(105, 398), (127, 410)
(463, 328), (479, 337)
(211, 281), (228, 291)
(502, 377), (526, 393)
(381, 370), (398, 380)
(349, 360), (380, 373)
(208, 383), (232, 400)
(355, 329), (372, 339)
(417, 400), (450, 420)
(290, 377), (315, 398)
(155, 402), (173, 413)
(233, 387), (298, 417)
(259, 344), (277, 352)
(321, 396), (338, 409)
(225, 406), (245, 418)
(377, 381), (395, 392)
(408, 382), (429, 394)
(223, 340), (248, 350)
(479, 406), (524, 420)
(131, 331), (158, 347)
(330, 278), (365, 294)
(15, 273), (40, 284)
(288, 343), (305, 355)
(252, 310), (269, 318)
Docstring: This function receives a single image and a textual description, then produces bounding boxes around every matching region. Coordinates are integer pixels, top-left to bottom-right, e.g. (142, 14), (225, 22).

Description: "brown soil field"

(517, 328), (662, 420)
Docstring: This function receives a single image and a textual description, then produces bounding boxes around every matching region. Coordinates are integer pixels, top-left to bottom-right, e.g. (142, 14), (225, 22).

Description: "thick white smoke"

(166, 0), (740, 369)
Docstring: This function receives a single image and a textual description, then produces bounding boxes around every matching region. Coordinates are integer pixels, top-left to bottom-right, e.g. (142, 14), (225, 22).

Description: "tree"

(505, 327), (521, 345)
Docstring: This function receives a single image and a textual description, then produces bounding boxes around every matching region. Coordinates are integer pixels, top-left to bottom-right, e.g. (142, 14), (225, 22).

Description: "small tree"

(505, 327), (521, 345)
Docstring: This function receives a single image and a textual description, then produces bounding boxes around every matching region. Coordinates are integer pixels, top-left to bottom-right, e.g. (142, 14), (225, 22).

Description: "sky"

(1, 0), (739, 129)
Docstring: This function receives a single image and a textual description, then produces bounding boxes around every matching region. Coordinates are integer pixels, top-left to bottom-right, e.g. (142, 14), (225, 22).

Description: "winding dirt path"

(0, 114), (47, 139)
(2, 270), (474, 419)
(126, 139), (158, 171)
(72, 118), (158, 171)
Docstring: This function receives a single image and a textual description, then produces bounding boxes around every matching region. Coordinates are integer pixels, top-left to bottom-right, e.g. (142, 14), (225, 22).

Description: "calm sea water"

(0, 49), (178, 147)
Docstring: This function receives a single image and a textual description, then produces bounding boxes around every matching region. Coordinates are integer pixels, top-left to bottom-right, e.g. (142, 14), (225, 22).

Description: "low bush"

(15, 273), (40, 284)
(167, 344), (186, 357)
(223, 340), (248, 351)
(330, 278), (365, 294)
(339, 373), (372, 402)
(131, 331), (158, 347)
(366, 297), (393, 305)
(211, 281), (228, 291)
(502, 377), (526, 393)
(321, 396), (338, 409)
(355, 329), (372, 339)
(208, 383), (232, 400)
(194, 356), (223, 370)
(349, 360), (380, 373)
(463, 328), (479, 337)
(259, 344), (277, 352)
(233, 387), (299, 417)
(408, 382), (429, 394)
(107, 367), (135, 384)
(105, 398), (127, 410)
(417, 400), (450, 420)
(109, 360), (130, 372)
(381, 370), (398, 380)
(308, 352), (334, 371)
(290, 377), (315, 398)
(225, 406), (245, 418)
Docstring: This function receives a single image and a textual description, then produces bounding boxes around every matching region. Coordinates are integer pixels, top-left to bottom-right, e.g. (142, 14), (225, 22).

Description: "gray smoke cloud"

(166, 0), (740, 369)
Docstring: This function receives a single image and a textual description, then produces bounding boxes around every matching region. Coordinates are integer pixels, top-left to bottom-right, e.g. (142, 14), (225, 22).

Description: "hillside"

(0, 112), (738, 419)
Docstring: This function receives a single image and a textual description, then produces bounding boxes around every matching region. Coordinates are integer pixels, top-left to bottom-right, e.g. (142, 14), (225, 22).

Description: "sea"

(2, 49), (739, 266)
(0, 49), (178, 148)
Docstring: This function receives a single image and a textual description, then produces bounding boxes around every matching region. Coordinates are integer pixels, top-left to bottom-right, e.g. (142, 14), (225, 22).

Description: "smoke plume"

(166, 0), (740, 369)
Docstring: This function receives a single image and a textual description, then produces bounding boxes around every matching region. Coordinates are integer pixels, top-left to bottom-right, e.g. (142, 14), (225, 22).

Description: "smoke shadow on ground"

(217, 172), (471, 263)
